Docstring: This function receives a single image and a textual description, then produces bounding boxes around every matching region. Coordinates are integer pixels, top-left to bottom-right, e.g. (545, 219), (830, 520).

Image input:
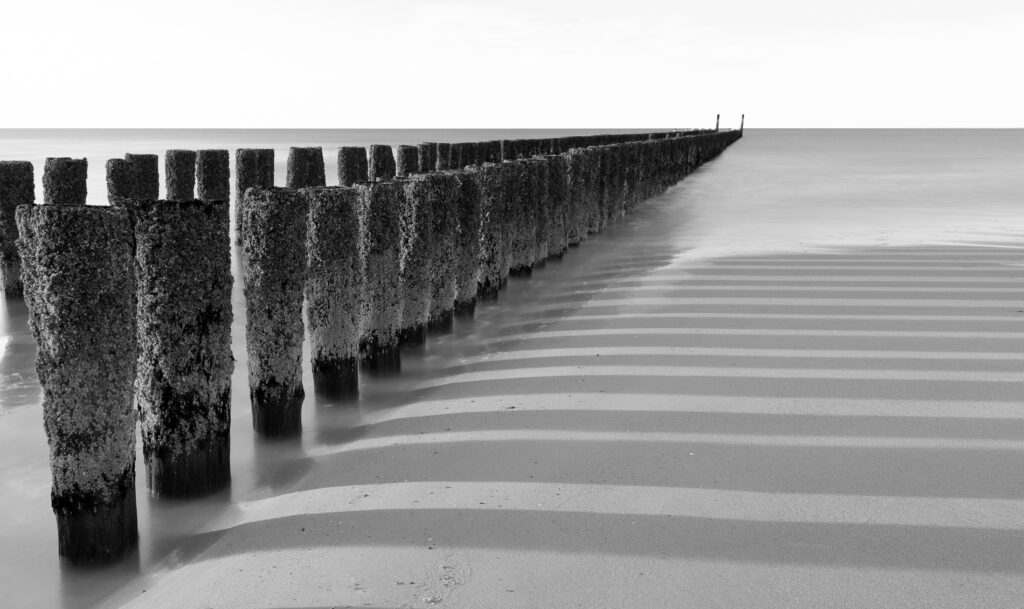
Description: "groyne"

(5, 127), (742, 562)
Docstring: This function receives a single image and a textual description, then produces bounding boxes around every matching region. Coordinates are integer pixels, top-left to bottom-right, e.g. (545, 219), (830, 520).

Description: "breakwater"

(3, 127), (741, 563)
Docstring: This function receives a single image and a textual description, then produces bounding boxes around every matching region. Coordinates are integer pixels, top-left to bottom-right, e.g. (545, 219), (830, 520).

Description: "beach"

(3, 129), (1024, 608)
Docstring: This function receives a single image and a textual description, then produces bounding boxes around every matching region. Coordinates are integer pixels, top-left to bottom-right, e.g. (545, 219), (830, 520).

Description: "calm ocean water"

(1, 129), (1023, 608)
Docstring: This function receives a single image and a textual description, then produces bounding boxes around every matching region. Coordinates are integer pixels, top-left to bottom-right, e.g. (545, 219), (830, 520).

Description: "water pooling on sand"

(1, 129), (1023, 608)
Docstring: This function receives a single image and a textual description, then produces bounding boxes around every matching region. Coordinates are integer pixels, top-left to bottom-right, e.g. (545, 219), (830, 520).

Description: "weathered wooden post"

(500, 140), (516, 161)
(480, 140), (502, 164)
(196, 149), (230, 201)
(564, 149), (586, 246)
(427, 172), (459, 332)
(133, 199), (233, 497)
(525, 157), (550, 266)
(43, 158), (87, 206)
(453, 170), (482, 317)
(740, 114), (745, 133)
(435, 143), (453, 171)
(396, 177), (433, 349)
(368, 145), (396, 182)
(506, 161), (533, 275)
(417, 143), (437, 174)
(234, 148), (275, 245)
(356, 181), (402, 374)
(474, 163), (506, 300)
(396, 145), (419, 177)
(16, 204), (137, 564)
(124, 153), (159, 200)
(0, 161), (33, 294)
(286, 147), (326, 189)
(105, 159), (137, 204)
(241, 187), (308, 436)
(545, 154), (568, 258)
(337, 146), (368, 187)
(165, 150), (197, 201)
(716, 114), (720, 131)
(303, 187), (363, 400)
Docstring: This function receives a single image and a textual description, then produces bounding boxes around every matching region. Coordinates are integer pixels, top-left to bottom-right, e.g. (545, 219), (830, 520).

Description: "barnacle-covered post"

(165, 149), (197, 201)
(474, 163), (506, 300)
(506, 161), (533, 275)
(417, 143), (437, 174)
(196, 149), (230, 201)
(15, 204), (138, 564)
(43, 158), (87, 206)
(479, 140), (501, 164)
(356, 181), (402, 375)
(368, 145), (396, 182)
(133, 199), (233, 497)
(286, 147), (326, 189)
(303, 187), (363, 400)
(0, 161), (33, 294)
(125, 153), (159, 200)
(242, 187), (308, 436)
(396, 145), (419, 177)
(396, 177), (433, 349)
(453, 170), (482, 316)
(435, 143), (453, 171)
(337, 146), (368, 186)
(564, 149), (585, 246)
(234, 148), (274, 244)
(105, 159), (137, 204)
(545, 154), (569, 258)
(426, 171), (459, 333)
(524, 157), (550, 266)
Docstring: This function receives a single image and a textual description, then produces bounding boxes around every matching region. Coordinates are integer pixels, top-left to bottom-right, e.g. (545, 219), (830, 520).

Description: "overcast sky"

(1, 0), (1020, 128)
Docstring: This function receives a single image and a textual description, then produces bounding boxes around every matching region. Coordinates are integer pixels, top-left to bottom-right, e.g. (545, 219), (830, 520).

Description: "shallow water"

(1, 129), (1023, 608)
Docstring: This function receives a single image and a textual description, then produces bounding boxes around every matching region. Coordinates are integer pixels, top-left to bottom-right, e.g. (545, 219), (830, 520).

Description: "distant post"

(286, 147), (326, 189)
(337, 146), (368, 186)
(125, 153), (159, 199)
(396, 145), (419, 177)
(0, 161), (34, 294)
(196, 149), (230, 200)
(716, 114), (720, 131)
(368, 145), (396, 182)
(740, 114), (745, 133)
(43, 158), (87, 206)
(165, 149), (197, 201)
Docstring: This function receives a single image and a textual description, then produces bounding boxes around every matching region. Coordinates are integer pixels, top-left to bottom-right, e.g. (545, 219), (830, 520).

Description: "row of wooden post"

(1, 128), (742, 565)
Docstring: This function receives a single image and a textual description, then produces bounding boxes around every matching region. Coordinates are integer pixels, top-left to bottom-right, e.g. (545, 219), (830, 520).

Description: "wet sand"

(99, 198), (1024, 605)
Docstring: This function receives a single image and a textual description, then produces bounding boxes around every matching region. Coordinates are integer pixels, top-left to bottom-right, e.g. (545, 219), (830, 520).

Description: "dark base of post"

(510, 265), (533, 277)
(312, 357), (359, 401)
(359, 338), (401, 376)
(427, 310), (454, 334)
(548, 250), (565, 260)
(568, 241), (581, 248)
(399, 324), (427, 351)
(145, 436), (230, 499)
(533, 258), (547, 270)
(252, 389), (304, 437)
(55, 493), (138, 566)
(477, 284), (499, 301)
(454, 298), (476, 317)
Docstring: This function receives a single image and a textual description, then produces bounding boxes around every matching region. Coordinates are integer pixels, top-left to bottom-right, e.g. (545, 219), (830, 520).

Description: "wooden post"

(15, 205), (138, 564)
(426, 172), (459, 333)
(0, 161), (33, 294)
(105, 159), (137, 204)
(417, 143), (437, 174)
(368, 145), (396, 182)
(234, 148), (275, 245)
(196, 149), (230, 201)
(303, 187), (363, 400)
(740, 114), (745, 133)
(241, 187), (308, 436)
(453, 170), (482, 317)
(396, 177), (433, 349)
(396, 145), (419, 177)
(43, 158), (87, 206)
(337, 146), (368, 186)
(165, 150), (197, 202)
(474, 163), (506, 301)
(124, 153), (159, 200)
(286, 147), (326, 189)
(355, 181), (402, 375)
(716, 114), (720, 131)
(133, 199), (233, 497)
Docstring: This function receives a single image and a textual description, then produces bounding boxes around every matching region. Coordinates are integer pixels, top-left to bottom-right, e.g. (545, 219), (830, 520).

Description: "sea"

(1, 129), (1022, 608)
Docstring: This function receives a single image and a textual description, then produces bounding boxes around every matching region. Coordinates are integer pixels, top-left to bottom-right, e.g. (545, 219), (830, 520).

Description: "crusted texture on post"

(368, 145), (397, 182)
(234, 148), (274, 245)
(165, 149), (197, 201)
(417, 143), (437, 174)
(453, 170), (482, 315)
(303, 187), (363, 400)
(524, 157), (550, 264)
(105, 159), (137, 205)
(286, 147), (326, 189)
(505, 161), (533, 275)
(435, 143), (452, 171)
(338, 147), (368, 186)
(0, 161), (33, 294)
(242, 188), (308, 436)
(396, 145), (419, 177)
(43, 158), (87, 206)
(124, 153), (159, 200)
(15, 205), (137, 564)
(133, 199), (233, 497)
(474, 163), (506, 300)
(545, 155), (569, 257)
(426, 172), (459, 332)
(196, 149), (230, 200)
(356, 181), (402, 375)
(397, 178), (433, 349)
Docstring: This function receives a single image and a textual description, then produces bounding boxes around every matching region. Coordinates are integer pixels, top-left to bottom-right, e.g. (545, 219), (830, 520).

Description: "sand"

(99, 222), (1024, 607)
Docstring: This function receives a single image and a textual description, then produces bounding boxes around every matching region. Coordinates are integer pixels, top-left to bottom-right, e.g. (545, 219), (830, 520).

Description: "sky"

(0, 0), (1021, 128)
